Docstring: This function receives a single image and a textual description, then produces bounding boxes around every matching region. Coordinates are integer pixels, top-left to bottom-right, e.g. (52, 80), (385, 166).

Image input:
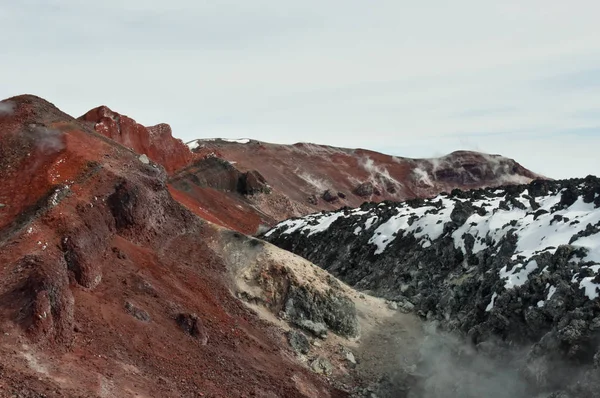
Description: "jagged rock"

(398, 301), (415, 313)
(450, 200), (474, 226)
(307, 194), (319, 205)
(264, 176), (600, 397)
(138, 154), (150, 164)
(107, 181), (138, 230)
(287, 330), (310, 354)
(62, 236), (103, 289)
(238, 170), (270, 195)
(310, 356), (334, 375)
(296, 320), (328, 338)
(79, 106), (192, 173)
(124, 301), (150, 322)
(169, 157), (270, 196)
(282, 284), (359, 338)
(340, 346), (357, 366)
(322, 190), (340, 203)
(354, 182), (375, 197)
(175, 313), (208, 345)
(20, 256), (74, 345)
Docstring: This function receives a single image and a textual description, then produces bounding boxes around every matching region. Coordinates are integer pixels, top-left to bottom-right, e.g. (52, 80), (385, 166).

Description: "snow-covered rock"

(264, 176), (600, 397)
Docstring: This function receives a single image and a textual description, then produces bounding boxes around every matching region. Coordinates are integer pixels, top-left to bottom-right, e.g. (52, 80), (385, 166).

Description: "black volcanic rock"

(170, 157), (270, 196)
(322, 190), (340, 203)
(263, 176), (600, 397)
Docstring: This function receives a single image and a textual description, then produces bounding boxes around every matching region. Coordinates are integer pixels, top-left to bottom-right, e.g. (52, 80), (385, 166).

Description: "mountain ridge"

(178, 137), (543, 234)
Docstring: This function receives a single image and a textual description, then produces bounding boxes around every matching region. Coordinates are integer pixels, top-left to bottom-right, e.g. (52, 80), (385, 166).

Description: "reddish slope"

(177, 139), (542, 232)
(74, 104), (541, 236)
(0, 95), (345, 397)
(78, 106), (193, 173)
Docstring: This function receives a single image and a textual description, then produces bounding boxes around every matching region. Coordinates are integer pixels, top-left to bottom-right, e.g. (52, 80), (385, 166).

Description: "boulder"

(287, 330), (311, 354)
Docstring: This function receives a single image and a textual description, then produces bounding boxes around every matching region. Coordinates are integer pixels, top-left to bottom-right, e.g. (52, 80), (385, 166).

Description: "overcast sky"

(1, 1), (599, 178)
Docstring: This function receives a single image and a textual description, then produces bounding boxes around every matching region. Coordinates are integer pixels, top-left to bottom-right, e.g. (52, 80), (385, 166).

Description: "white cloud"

(1, 0), (599, 178)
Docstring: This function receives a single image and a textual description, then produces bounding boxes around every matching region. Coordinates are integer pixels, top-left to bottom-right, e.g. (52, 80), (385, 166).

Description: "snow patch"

(369, 197), (455, 254)
(547, 285), (557, 301)
(499, 260), (539, 289)
(486, 292), (498, 312)
(223, 138), (250, 144)
(363, 216), (379, 230)
(186, 140), (200, 150)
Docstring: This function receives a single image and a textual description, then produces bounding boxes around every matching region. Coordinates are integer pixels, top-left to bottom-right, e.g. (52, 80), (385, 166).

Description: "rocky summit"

(264, 176), (600, 397)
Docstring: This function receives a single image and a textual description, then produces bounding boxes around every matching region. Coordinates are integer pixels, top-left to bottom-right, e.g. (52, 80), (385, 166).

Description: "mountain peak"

(79, 106), (192, 173)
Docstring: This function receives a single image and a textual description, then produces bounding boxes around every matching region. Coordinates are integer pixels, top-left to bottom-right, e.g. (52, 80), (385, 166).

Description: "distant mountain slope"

(263, 176), (600, 397)
(182, 138), (542, 233)
(75, 103), (543, 236)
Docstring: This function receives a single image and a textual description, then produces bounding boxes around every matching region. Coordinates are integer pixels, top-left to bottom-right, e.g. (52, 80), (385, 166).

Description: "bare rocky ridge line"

(175, 138), (543, 234)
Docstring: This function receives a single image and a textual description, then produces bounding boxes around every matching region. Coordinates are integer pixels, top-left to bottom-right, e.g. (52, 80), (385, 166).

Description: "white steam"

(359, 157), (403, 191)
(411, 167), (434, 187)
(27, 125), (65, 154)
(0, 101), (15, 116)
(297, 171), (330, 192)
(405, 324), (530, 398)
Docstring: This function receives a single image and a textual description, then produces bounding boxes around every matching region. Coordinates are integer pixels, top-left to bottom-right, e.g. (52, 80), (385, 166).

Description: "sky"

(1, 1), (599, 179)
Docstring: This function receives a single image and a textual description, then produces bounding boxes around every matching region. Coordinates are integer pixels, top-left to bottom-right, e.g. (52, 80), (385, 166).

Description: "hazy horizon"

(2, 1), (599, 179)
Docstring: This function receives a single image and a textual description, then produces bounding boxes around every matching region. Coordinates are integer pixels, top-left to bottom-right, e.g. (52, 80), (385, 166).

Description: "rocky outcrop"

(322, 190), (340, 203)
(239, 170), (270, 195)
(353, 182), (379, 197)
(264, 176), (600, 397)
(170, 157), (271, 196)
(79, 106), (192, 173)
(221, 229), (426, 397)
(283, 284), (359, 338)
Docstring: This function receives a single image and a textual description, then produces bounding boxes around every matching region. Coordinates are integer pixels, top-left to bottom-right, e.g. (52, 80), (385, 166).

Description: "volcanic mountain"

(76, 105), (542, 236)
(264, 177), (600, 397)
(175, 138), (542, 234)
(2, 95), (415, 397)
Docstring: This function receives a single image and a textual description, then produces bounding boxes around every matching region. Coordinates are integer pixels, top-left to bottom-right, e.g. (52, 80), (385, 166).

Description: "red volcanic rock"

(177, 139), (543, 233)
(79, 106), (192, 173)
(0, 95), (346, 397)
(168, 157), (275, 234)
